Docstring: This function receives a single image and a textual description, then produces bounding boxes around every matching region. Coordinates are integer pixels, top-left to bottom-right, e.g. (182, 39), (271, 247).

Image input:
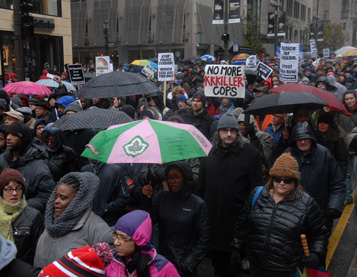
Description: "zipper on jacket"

(263, 203), (277, 266)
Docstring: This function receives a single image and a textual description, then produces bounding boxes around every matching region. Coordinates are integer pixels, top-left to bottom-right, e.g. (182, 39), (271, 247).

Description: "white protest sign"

(204, 64), (245, 98)
(279, 43), (300, 83)
(245, 55), (257, 71)
(323, 48), (330, 58)
(141, 64), (157, 78)
(257, 62), (273, 80)
(158, 53), (175, 81)
(310, 40), (318, 58)
(95, 56), (111, 76)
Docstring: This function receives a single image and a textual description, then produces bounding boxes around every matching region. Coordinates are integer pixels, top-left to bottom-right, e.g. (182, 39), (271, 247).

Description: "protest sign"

(95, 56), (111, 76)
(257, 62), (273, 80)
(67, 64), (85, 84)
(310, 40), (318, 58)
(323, 48), (330, 58)
(158, 53), (175, 81)
(204, 65), (245, 98)
(141, 64), (157, 78)
(245, 55), (257, 71)
(279, 43), (300, 83)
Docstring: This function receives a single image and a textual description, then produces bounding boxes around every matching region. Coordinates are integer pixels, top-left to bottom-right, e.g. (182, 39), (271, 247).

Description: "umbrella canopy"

(200, 55), (216, 62)
(270, 83), (348, 113)
(232, 53), (249, 61)
(36, 79), (77, 91)
(3, 81), (52, 96)
(131, 59), (158, 69)
(81, 119), (212, 164)
(335, 46), (357, 56)
(244, 91), (328, 115)
(52, 108), (133, 131)
(76, 71), (161, 99)
(343, 50), (357, 56)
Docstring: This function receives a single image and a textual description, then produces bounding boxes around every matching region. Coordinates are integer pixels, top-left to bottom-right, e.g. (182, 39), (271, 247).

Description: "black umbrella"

(244, 91), (328, 116)
(52, 108), (133, 130)
(77, 71), (160, 99)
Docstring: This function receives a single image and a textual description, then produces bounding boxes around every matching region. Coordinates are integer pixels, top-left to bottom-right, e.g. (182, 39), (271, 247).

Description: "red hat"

(10, 73), (17, 79)
(62, 72), (68, 77)
(38, 244), (113, 277)
(0, 168), (25, 193)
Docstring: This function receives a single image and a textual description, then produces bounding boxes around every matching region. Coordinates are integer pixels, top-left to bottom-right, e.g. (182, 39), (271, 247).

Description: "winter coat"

(0, 144), (55, 212)
(197, 141), (263, 252)
(232, 187), (328, 272)
(12, 206), (44, 265)
(181, 109), (216, 139)
(105, 211), (179, 277)
(141, 162), (210, 276)
(254, 114), (272, 132)
(34, 208), (113, 268)
(284, 124), (345, 217)
(42, 125), (79, 182)
(81, 162), (130, 226)
(335, 103), (357, 134)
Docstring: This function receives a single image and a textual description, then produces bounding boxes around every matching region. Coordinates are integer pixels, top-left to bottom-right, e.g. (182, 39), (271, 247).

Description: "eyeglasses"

(167, 176), (182, 182)
(112, 233), (133, 243)
(4, 187), (23, 194)
(272, 177), (294, 184)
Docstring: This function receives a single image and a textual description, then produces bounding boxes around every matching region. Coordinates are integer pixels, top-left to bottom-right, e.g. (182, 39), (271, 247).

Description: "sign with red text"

(204, 65), (245, 98)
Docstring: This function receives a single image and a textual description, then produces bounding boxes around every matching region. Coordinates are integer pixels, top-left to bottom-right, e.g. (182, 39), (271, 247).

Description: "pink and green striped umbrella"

(81, 119), (212, 164)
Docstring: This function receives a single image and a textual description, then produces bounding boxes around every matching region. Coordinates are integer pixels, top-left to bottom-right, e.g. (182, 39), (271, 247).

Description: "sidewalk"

(347, 248), (357, 277)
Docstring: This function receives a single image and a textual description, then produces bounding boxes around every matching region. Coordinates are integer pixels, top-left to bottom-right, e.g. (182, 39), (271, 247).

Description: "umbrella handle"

(300, 234), (310, 257)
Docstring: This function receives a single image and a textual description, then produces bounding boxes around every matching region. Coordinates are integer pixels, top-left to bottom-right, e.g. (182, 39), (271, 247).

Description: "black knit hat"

(35, 100), (50, 109)
(7, 122), (33, 145)
(192, 92), (207, 106)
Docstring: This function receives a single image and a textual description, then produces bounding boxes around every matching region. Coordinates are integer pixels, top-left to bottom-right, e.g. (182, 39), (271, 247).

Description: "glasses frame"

(3, 187), (24, 194)
(272, 177), (294, 184)
(112, 233), (134, 244)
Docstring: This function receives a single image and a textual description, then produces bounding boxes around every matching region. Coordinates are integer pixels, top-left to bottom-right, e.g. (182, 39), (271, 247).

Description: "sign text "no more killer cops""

(204, 65), (245, 98)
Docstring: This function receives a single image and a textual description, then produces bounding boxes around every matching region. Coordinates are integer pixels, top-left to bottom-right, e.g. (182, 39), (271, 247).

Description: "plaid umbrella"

(77, 71), (160, 99)
(52, 108), (133, 131)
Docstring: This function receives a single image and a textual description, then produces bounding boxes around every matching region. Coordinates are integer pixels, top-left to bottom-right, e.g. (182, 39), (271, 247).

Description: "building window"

(33, 0), (62, 17)
(307, 8), (311, 23)
(287, 0), (293, 16)
(294, 1), (300, 19)
(301, 4), (306, 21)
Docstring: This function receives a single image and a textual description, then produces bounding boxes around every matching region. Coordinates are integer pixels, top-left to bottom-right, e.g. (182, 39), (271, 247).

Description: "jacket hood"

(0, 235), (17, 270)
(165, 161), (194, 197)
(55, 95), (75, 108)
(326, 74), (338, 89)
(315, 76), (329, 87)
(114, 210), (153, 252)
(289, 121), (316, 144)
(42, 124), (63, 152)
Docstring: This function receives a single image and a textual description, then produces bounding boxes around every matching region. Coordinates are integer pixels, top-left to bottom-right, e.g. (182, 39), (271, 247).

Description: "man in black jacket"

(285, 122), (345, 235)
(197, 112), (263, 276)
(181, 92), (215, 139)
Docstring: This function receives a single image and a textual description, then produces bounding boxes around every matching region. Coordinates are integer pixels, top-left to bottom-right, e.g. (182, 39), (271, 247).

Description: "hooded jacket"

(181, 109), (216, 139)
(105, 210), (179, 277)
(284, 122), (345, 216)
(0, 143), (55, 212)
(141, 162), (210, 276)
(42, 125), (79, 182)
(55, 96), (75, 117)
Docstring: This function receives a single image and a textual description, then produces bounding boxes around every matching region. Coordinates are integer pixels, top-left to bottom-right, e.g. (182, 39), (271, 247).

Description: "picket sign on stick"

(301, 234), (310, 257)
(163, 81), (167, 107)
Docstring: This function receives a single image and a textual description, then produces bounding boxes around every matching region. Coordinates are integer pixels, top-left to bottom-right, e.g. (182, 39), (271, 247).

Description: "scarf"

(0, 197), (27, 242)
(45, 172), (99, 238)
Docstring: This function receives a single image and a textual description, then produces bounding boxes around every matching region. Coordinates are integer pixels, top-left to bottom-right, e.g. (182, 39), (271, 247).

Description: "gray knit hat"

(64, 101), (82, 114)
(217, 112), (239, 130)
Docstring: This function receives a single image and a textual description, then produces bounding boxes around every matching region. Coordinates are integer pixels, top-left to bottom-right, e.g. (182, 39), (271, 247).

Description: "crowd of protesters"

(0, 54), (356, 276)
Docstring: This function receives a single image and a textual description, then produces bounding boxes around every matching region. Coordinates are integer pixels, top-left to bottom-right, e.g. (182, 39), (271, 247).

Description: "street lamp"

(103, 19), (109, 56)
(270, 0), (281, 51)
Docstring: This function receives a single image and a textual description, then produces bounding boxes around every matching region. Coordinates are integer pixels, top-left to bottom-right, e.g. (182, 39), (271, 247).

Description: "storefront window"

(0, 1), (62, 17)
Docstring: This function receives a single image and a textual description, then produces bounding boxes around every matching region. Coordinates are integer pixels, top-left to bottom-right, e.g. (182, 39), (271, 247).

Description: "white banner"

(204, 65), (245, 98)
(158, 53), (175, 81)
(323, 48), (330, 58)
(141, 64), (157, 78)
(245, 55), (257, 71)
(257, 62), (273, 80)
(95, 56), (111, 76)
(310, 40), (318, 58)
(279, 43), (300, 83)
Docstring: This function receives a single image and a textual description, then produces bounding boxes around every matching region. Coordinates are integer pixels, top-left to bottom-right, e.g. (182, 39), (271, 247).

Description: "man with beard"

(0, 122), (55, 212)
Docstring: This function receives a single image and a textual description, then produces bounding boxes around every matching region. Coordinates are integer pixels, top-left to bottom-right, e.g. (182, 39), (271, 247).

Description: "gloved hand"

(244, 123), (256, 139)
(327, 208), (341, 219)
(230, 250), (242, 271)
(303, 253), (319, 269)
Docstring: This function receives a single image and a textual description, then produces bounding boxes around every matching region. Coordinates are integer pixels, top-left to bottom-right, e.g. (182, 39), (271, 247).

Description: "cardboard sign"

(67, 64), (85, 84)
(141, 64), (157, 78)
(280, 43), (300, 83)
(158, 53), (175, 81)
(204, 65), (245, 98)
(323, 48), (330, 58)
(245, 55), (257, 71)
(257, 62), (273, 80)
(95, 56), (111, 76)
(310, 40), (318, 58)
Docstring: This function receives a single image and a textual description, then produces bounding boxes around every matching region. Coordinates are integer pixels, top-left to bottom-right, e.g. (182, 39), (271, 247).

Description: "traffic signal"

(221, 33), (230, 42)
(20, 0), (34, 38)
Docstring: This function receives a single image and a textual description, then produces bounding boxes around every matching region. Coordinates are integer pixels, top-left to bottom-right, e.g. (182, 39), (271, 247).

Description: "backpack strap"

(251, 186), (264, 208)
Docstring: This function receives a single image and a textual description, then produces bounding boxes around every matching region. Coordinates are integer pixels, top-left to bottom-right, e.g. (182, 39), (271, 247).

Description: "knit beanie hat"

(217, 111), (239, 130)
(269, 152), (300, 180)
(38, 243), (113, 277)
(192, 92), (206, 106)
(0, 168), (25, 194)
(6, 122), (32, 145)
(64, 101), (82, 114)
(141, 109), (155, 119)
(176, 95), (187, 104)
